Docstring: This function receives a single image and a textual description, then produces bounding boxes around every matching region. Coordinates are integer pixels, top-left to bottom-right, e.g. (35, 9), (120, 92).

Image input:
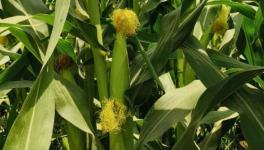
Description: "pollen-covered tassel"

(212, 5), (230, 35)
(99, 99), (126, 133)
(112, 8), (140, 37)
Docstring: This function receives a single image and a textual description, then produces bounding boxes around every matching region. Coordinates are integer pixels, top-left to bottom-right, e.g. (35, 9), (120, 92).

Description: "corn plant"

(0, 0), (264, 150)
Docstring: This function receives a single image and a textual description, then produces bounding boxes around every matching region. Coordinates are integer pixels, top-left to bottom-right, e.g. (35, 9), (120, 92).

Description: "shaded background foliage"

(0, 0), (264, 150)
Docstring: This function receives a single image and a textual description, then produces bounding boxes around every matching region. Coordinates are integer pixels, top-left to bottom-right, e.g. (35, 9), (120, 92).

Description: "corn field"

(0, 0), (264, 150)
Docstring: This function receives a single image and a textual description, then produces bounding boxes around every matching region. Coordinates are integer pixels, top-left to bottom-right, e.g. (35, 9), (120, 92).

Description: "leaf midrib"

(236, 92), (264, 132)
(24, 74), (43, 150)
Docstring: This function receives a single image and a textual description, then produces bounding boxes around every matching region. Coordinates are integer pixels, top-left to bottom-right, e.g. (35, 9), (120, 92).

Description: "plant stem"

(61, 69), (86, 150)
(85, 0), (109, 100)
(110, 33), (134, 150)
(136, 38), (164, 90)
(110, 33), (129, 101)
(61, 69), (77, 85)
(83, 65), (96, 128)
(176, 49), (185, 87)
(176, 49), (195, 87)
(200, 26), (213, 48)
(61, 136), (70, 150)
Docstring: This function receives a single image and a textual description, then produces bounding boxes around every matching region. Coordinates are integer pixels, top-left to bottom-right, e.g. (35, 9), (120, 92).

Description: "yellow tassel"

(212, 5), (230, 35)
(112, 8), (140, 37)
(99, 99), (126, 133)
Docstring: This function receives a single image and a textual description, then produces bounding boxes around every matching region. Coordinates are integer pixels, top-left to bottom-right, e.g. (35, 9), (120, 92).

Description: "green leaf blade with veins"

(131, 0), (207, 86)
(8, 27), (42, 63)
(207, 0), (256, 19)
(53, 75), (101, 150)
(226, 87), (264, 150)
(136, 72), (206, 149)
(53, 75), (94, 134)
(178, 37), (264, 150)
(4, 65), (55, 150)
(43, 0), (71, 67)
(172, 68), (264, 150)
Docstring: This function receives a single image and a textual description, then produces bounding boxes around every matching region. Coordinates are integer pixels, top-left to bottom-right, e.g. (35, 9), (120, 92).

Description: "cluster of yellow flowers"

(99, 99), (127, 133)
(112, 8), (140, 36)
(212, 5), (230, 35)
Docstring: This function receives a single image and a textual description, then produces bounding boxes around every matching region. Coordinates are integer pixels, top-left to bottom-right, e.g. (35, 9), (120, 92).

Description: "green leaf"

(1, 0), (49, 16)
(33, 14), (106, 52)
(207, 49), (257, 69)
(0, 16), (30, 37)
(0, 52), (30, 84)
(9, 27), (42, 62)
(181, 0), (195, 13)
(33, 14), (73, 32)
(207, 0), (256, 19)
(254, 8), (263, 35)
(0, 45), (20, 60)
(4, 64), (55, 150)
(74, 20), (108, 51)
(131, 0), (207, 86)
(150, 0), (206, 71)
(57, 39), (77, 61)
(226, 87), (264, 150)
(256, 0), (264, 17)
(192, 70), (263, 122)
(173, 68), (264, 150)
(53, 75), (100, 150)
(64, 124), (86, 150)
(18, 0), (49, 14)
(200, 108), (237, 124)
(0, 80), (32, 101)
(2, 0), (50, 40)
(53, 75), (94, 134)
(183, 37), (225, 87)
(207, 49), (264, 88)
(136, 73), (206, 149)
(0, 81), (32, 91)
(181, 37), (264, 150)
(140, 0), (168, 15)
(43, 0), (71, 67)
(199, 108), (237, 150)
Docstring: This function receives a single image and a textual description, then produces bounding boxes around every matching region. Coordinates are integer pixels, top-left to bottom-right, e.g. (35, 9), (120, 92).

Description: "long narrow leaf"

(4, 64), (55, 150)
(43, 0), (70, 66)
